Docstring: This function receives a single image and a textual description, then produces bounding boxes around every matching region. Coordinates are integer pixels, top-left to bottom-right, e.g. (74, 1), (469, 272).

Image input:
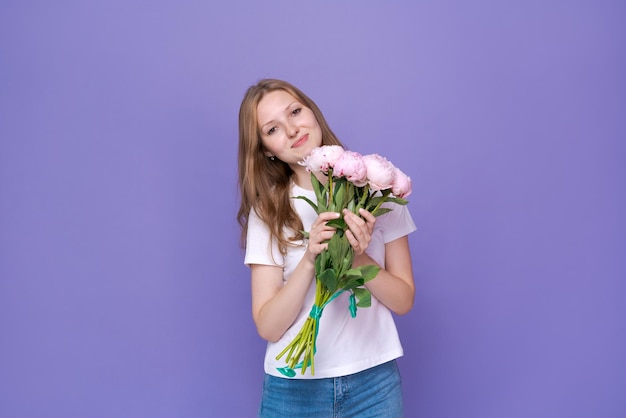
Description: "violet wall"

(1, 1), (624, 417)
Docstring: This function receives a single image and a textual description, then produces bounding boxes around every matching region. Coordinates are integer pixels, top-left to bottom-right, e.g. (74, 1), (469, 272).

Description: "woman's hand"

(305, 212), (341, 263)
(342, 208), (376, 256)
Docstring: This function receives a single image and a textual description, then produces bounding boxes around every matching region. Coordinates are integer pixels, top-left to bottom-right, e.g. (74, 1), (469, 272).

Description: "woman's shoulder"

(376, 203), (416, 238)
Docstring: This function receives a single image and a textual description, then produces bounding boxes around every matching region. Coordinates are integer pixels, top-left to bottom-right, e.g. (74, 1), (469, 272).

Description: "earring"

(269, 155), (275, 161)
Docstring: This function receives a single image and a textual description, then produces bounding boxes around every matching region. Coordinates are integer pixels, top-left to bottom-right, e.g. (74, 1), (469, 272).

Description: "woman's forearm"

(363, 263), (415, 315)
(252, 257), (316, 342)
(353, 236), (415, 315)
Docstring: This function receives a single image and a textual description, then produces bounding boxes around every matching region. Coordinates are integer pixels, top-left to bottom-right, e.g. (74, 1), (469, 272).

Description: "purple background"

(1, 1), (624, 417)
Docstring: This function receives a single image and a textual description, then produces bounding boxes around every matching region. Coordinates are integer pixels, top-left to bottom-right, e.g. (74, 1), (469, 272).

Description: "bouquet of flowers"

(275, 145), (412, 377)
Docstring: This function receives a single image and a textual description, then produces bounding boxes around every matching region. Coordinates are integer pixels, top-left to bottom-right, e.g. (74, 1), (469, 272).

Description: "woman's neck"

(291, 168), (326, 191)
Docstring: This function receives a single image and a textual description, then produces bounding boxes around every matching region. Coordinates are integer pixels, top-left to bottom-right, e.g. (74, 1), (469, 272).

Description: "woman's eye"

(292, 108), (301, 116)
(267, 127), (276, 135)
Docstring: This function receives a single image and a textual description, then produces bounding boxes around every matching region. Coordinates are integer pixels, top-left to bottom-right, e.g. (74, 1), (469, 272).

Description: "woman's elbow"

(255, 322), (283, 343)
(392, 305), (411, 316)
(258, 331), (281, 343)
(391, 295), (414, 316)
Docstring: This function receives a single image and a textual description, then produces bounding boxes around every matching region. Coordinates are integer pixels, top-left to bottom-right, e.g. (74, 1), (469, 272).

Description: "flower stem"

(358, 184), (370, 212)
(327, 168), (334, 210)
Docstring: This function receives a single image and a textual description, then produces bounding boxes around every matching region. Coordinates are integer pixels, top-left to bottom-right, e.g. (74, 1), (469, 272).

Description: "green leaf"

(311, 172), (328, 212)
(354, 287), (372, 308)
(327, 233), (350, 271)
(342, 264), (380, 282)
(385, 197), (409, 206)
(340, 251), (354, 273)
(341, 277), (365, 291)
(333, 183), (345, 212)
(325, 218), (347, 230)
(315, 249), (328, 273)
(372, 207), (393, 217)
(293, 195), (319, 213)
(359, 264), (381, 282)
(317, 268), (338, 293)
(365, 196), (386, 211)
(341, 268), (363, 280)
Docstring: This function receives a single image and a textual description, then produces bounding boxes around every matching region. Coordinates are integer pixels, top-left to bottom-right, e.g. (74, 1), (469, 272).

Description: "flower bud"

(391, 167), (412, 198)
(363, 154), (396, 191)
(333, 151), (368, 187)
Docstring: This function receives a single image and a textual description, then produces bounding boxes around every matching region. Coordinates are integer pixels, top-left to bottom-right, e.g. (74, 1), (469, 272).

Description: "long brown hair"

(237, 79), (344, 252)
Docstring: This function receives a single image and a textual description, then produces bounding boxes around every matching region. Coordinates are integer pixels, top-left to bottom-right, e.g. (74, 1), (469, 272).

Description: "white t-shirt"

(245, 182), (417, 379)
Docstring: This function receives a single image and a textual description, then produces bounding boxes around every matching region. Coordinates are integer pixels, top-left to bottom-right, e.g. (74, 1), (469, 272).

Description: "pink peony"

(332, 151), (368, 186)
(391, 167), (412, 198)
(300, 145), (345, 173)
(362, 154), (396, 191)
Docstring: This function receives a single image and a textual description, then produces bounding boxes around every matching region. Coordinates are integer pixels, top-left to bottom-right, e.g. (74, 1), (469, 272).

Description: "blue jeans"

(259, 360), (404, 418)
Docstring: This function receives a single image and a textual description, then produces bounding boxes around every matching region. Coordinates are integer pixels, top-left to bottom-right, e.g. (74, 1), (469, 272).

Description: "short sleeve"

(243, 209), (284, 267)
(379, 203), (417, 244)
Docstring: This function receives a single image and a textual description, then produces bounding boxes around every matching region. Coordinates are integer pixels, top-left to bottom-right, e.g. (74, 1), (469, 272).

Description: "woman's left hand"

(342, 208), (376, 256)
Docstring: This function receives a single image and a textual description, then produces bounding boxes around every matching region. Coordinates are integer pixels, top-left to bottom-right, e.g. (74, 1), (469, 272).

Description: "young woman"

(237, 79), (416, 417)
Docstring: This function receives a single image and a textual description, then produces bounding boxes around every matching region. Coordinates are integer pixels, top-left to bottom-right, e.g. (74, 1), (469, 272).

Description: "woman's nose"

(286, 122), (299, 138)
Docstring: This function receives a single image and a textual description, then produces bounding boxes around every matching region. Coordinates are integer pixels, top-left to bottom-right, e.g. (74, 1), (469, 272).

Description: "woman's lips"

(292, 134), (309, 148)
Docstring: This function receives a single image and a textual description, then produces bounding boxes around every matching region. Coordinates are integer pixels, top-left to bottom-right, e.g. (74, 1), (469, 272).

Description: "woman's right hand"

(305, 212), (341, 263)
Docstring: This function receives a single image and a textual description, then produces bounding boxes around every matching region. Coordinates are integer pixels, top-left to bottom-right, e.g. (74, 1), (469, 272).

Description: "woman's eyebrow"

(260, 102), (300, 130)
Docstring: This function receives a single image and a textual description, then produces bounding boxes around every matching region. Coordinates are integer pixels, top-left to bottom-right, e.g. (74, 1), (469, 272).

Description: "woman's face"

(256, 90), (322, 168)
